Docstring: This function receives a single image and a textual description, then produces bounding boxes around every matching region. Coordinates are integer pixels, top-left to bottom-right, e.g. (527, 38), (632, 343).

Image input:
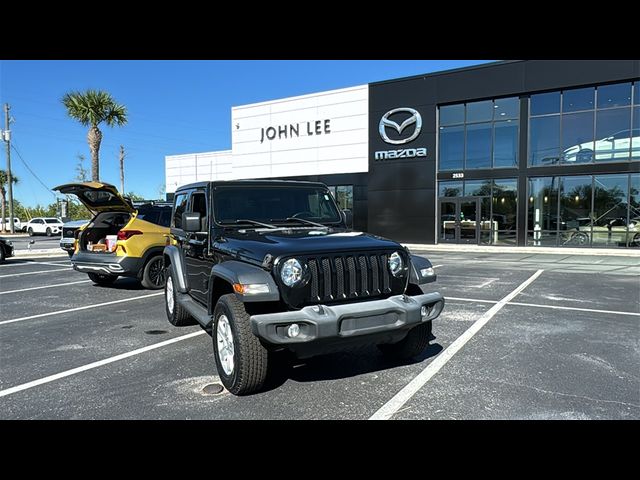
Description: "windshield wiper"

(234, 219), (278, 229)
(280, 217), (328, 228)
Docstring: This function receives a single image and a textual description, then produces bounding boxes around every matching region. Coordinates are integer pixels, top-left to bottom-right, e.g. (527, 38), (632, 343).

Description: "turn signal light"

(117, 230), (143, 241)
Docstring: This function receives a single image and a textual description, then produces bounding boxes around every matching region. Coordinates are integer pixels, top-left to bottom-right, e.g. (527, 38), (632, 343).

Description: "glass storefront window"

(635, 83), (639, 105)
(494, 120), (518, 167)
(466, 100), (493, 123)
(464, 180), (492, 197)
(630, 175), (640, 244)
(633, 107), (640, 161)
(561, 111), (594, 163)
(593, 175), (629, 247)
(438, 181), (462, 197)
(440, 104), (464, 126)
(595, 108), (632, 162)
(530, 116), (560, 165)
(494, 97), (519, 120)
(528, 177), (560, 246)
(560, 176), (592, 246)
(465, 123), (492, 169)
(335, 185), (353, 210)
(530, 92), (560, 116)
(439, 125), (464, 171)
(597, 83), (632, 109)
(493, 179), (517, 232)
(439, 96), (519, 171)
(563, 87), (595, 113)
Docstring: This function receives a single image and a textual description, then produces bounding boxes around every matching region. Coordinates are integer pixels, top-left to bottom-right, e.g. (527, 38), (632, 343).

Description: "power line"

(10, 142), (56, 198)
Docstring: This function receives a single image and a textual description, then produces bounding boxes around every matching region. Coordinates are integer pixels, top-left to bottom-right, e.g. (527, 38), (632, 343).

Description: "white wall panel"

(166, 84), (368, 192)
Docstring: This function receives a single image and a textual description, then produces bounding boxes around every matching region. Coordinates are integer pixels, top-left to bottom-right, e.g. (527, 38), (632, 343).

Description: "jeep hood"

(53, 182), (135, 213)
(217, 228), (404, 265)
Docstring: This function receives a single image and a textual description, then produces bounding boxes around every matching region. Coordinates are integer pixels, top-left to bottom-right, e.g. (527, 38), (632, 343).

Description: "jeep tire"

(378, 321), (432, 360)
(141, 255), (166, 289)
(88, 272), (118, 286)
(213, 294), (268, 395)
(165, 268), (195, 326)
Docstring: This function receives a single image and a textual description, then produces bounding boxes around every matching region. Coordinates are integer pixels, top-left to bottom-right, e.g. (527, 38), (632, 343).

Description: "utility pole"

(3, 103), (15, 234)
(119, 145), (125, 193)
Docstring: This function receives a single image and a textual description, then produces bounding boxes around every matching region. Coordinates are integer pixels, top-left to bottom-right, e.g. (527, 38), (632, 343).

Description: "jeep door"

(174, 188), (211, 305)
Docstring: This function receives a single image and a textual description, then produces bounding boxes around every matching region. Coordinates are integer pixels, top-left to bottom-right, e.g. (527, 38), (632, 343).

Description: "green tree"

(125, 191), (146, 201)
(0, 170), (19, 232)
(61, 90), (128, 182)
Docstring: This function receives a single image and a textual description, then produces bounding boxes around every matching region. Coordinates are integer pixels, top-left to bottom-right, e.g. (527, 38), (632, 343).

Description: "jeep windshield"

(214, 185), (342, 226)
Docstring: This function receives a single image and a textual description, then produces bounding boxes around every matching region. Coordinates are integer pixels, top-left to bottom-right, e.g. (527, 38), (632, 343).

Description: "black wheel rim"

(149, 258), (165, 286)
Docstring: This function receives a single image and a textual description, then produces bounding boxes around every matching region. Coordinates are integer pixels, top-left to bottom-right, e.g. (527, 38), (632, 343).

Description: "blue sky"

(0, 60), (493, 208)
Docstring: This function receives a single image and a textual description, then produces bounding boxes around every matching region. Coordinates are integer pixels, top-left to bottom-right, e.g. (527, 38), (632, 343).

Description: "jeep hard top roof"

(175, 179), (328, 192)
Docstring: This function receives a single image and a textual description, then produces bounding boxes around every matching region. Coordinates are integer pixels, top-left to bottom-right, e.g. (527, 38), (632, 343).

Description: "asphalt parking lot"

(0, 251), (638, 419)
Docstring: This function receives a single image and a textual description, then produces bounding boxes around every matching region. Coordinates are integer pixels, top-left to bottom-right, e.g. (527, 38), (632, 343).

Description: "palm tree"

(62, 90), (128, 182)
(0, 170), (19, 233)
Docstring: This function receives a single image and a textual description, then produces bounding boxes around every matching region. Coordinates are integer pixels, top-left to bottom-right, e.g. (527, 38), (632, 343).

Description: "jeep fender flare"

(409, 254), (437, 285)
(163, 245), (189, 292)
(211, 260), (280, 304)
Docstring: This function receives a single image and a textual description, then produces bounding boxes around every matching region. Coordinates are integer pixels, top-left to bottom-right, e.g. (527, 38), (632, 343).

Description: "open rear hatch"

(53, 182), (135, 214)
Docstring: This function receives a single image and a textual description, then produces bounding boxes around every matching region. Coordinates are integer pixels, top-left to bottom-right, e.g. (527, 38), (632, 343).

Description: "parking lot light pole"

(3, 103), (15, 234)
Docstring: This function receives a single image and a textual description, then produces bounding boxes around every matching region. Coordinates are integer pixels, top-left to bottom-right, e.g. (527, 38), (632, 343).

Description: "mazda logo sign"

(379, 107), (422, 145)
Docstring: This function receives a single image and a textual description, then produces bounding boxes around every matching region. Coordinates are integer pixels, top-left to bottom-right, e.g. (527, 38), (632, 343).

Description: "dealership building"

(165, 60), (640, 248)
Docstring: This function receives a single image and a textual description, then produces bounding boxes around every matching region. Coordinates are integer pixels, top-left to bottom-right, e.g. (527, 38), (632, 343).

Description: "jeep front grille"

(307, 252), (394, 302)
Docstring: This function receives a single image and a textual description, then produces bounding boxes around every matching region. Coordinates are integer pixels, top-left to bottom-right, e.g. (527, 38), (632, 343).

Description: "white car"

(25, 217), (64, 236)
(563, 128), (640, 163)
(1, 217), (22, 231)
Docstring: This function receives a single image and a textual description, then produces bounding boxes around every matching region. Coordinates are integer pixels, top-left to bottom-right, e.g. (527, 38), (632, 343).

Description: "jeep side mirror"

(342, 209), (353, 229)
(182, 212), (201, 232)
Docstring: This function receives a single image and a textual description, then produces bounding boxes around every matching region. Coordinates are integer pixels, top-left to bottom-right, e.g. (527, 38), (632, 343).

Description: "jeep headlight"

(388, 251), (403, 277)
(281, 258), (304, 287)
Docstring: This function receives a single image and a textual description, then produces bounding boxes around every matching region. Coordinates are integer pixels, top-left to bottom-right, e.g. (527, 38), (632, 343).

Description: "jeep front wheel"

(165, 268), (195, 326)
(213, 294), (268, 395)
(88, 272), (118, 286)
(378, 321), (432, 360)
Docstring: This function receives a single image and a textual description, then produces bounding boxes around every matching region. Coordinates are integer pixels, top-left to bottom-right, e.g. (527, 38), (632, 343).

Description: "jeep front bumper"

(250, 292), (444, 354)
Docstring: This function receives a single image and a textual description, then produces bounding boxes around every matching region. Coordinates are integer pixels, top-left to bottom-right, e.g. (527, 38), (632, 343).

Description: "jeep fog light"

(420, 305), (428, 318)
(420, 267), (435, 277)
(287, 323), (300, 338)
(233, 283), (270, 295)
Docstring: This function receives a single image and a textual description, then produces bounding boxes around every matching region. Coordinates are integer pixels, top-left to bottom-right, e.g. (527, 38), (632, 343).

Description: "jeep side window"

(190, 192), (207, 231)
(173, 193), (189, 229)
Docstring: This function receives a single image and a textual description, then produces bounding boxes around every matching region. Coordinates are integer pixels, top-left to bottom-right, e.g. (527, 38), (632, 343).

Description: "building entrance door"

(438, 197), (482, 244)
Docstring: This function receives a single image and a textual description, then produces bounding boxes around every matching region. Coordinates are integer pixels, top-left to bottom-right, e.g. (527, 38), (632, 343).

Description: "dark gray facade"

(368, 60), (640, 245)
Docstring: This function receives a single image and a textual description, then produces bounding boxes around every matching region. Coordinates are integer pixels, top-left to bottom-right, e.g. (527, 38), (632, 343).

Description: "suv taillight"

(117, 230), (143, 241)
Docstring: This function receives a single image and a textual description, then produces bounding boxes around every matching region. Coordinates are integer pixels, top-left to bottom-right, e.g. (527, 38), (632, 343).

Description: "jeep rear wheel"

(88, 272), (118, 286)
(165, 268), (195, 326)
(141, 255), (165, 289)
(213, 294), (268, 395)
(378, 321), (432, 360)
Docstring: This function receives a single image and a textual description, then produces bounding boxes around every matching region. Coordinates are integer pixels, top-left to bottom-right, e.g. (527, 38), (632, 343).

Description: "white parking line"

(0, 280), (92, 295)
(0, 268), (70, 278)
(0, 260), (70, 268)
(369, 269), (544, 420)
(445, 297), (498, 304)
(0, 330), (207, 398)
(0, 292), (164, 326)
(509, 301), (640, 317)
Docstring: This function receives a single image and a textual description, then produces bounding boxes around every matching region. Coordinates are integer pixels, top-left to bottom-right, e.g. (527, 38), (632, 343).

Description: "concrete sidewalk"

(404, 243), (640, 257)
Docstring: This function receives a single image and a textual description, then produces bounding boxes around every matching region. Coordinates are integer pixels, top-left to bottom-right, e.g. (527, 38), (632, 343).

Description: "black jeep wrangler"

(163, 180), (444, 395)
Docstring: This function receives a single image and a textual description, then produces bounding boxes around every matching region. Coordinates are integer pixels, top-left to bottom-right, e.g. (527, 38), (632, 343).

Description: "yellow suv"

(53, 182), (171, 289)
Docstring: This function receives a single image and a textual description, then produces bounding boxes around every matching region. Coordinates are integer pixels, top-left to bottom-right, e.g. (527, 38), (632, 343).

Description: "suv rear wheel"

(28, 228), (33, 236)
(46, 227), (52, 237)
(165, 268), (195, 326)
(88, 272), (118, 286)
(141, 255), (165, 289)
(213, 294), (268, 395)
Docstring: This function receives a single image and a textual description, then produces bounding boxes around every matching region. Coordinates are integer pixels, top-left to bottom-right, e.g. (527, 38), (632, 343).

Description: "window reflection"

(439, 125), (464, 171)
(561, 112), (594, 163)
(494, 120), (518, 167)
(531, 92), (560, 116)
(597, 83), (631, 109)
(563, 87), (595, 113)
(438, 181), (462, 197)
(466, 123), (492, 169)
(466, 100), (493, 123)
(440, 104), (465, 126)
(530, 116), (560, 165)
(595, 108), (632, 162)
